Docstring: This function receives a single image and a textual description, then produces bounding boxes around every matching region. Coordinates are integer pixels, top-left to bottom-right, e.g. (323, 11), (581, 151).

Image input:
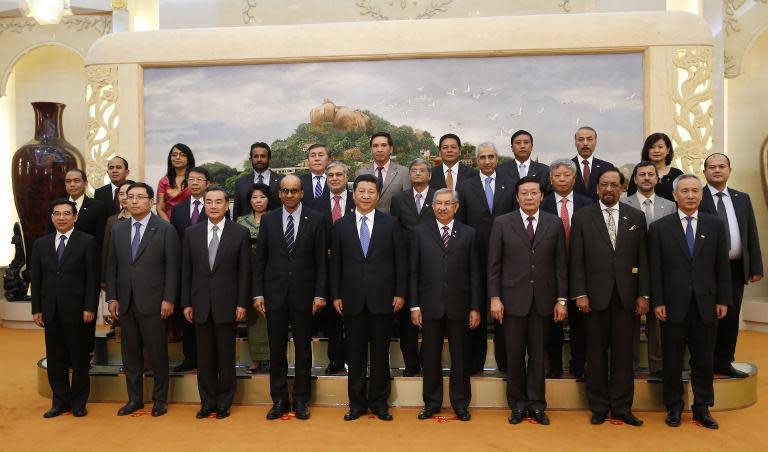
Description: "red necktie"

(560, 198), (570, 246)
(582, 160), (590, 190)
(332, 195), (342, 224)
(526, 216), (535, 242)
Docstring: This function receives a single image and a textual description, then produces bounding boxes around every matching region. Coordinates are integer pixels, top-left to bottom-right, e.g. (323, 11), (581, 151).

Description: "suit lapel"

(134, 217), (158, 262)
(198, 222), (212, 274)
(589, 206), (614, 250)
(429, 222), (445, 250)
(380, 164), (397, 196)
(670, 216), (693, 261)
(366, 211), (384, 258)
(731, 191), (748, 238)
(492, 177), (508, 214)
(615, 206), (631, 250)
(211, 219), (234, 272)
(510, 213), (531, 245)
(531, 215), (550, 249)
(420, 189), (434, 218)
(702, 186), (717, 213)
(294, 210), (311, 248)
(58, 231), (80, 268)
(693, 216), (710, 260)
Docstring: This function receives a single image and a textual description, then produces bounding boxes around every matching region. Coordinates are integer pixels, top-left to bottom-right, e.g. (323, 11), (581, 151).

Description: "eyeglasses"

(51, 211), (74, 217)
(279, 188), (302, 195)
(187, 177), (208, 183)
(432, 201), (456, 207)
(126, 194), (151, 201)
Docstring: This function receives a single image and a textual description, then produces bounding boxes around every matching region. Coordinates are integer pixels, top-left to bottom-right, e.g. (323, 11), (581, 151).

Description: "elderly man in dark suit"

(429, 133), (478, 193)
(541, 159), (592, 379)
(570, 168), (649, 427)
(410, 188), (481, 421)
(571, 127), (614, 201)
(31, 200), (99, 418)
(649, 174), (731, 429)
(300, 143), (331, 205)
(253, 175), (327, 421)
(106, 182), (180, 417)
(94, 156), (131, 216)
(700, 153), (763, 379)
(488, 176), (568, 426)
(354, 132), (411, 213)
(233, 142), (283, 218)
(181, 186), (251, 420)
(332, 174), (407, 422)
(457, 142), (517, 374)
(497, 130), (552, 197)
(390, 158), (436, 377)
(50, 169), (108, 254)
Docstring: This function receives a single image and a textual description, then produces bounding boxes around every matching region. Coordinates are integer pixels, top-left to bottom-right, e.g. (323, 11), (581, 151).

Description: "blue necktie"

(685, 216), (695, 256)
(314, 176), (323, 199)
(519, 163), (527, 178)
(56, 235), (66, 263)
(484, 176), (494, 211)
(131, 222), (142, 261)
(360, 216), (370, 257)
(285, 214), (295, 253)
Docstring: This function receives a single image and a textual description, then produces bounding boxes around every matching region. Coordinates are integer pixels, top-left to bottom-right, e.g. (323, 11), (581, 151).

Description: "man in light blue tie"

(498, 130), (552, 197)
(300, 143), (330, 205)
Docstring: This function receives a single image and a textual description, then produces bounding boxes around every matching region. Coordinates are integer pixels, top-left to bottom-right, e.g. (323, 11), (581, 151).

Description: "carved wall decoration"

(671, 48), (713, 176)
(0, 15), (110, 36)
(0, 18), (37, 35)
(243, 0), (258, 24)
(356, 0), (453, 20)
(723, 0), (768, 78)
(559, 1), (572, 13)
(85, 65), (119, 192)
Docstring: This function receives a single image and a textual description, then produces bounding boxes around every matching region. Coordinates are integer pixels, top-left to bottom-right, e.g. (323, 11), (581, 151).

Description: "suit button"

(288, 272), (293, 277)
(530, 280), (534, 284)
(531, 265), (535, 270)
(530, 250), (535, 255)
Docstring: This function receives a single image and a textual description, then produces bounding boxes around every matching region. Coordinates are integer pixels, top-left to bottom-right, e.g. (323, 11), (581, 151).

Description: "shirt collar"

(599, 200), (618, 212)
(480, 171), (496, 182)
(437, 219), (455, 231)
(515, 159), (530, 167)
(443, 162), (459, 173)
(331, 190), (347, 201)
(519, 209), (540, 223)
(555, 191), (573, 203)
(208, 217), (225, 230)
(191, 195), (204, 204)
(374, 159), (391, 171)
(355, 209), (375, 223)
(69, 194), (85, 205)
(707, 184), (729, 197)
(636, 192), (655, 204)
(577, 155), (594, 166)
(283, 204), (302, 220)
(413, 186), (429, 197)
(56, 228), (75, 240)
(131, 212), (152, 228)
(678, 209), (698, 221)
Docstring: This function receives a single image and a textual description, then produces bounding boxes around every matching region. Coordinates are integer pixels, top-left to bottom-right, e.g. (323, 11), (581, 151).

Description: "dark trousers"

(181, 310), (197, 365)
(584, 291), (635, 415)
(195, 318), (237, 411)
(421, 316), (471, 411)
(266, 305), (313, 406)
(120, 303), (169, 404)
(548, 299), (586, 375)
(504, 312), (549, 411)
(714, 259), (746, 369)
(662, 298), (715, 410)
(45, 313), (91, 410)
(395, 306), (420, 371)
(320, 303), (345, 365)
(345, 309), (393, 413)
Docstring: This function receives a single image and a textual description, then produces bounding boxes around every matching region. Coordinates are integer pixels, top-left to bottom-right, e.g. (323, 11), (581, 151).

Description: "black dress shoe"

(344, 409), (366, 421)
(455, 409), (471, 421)
(530, 409), (550, 425)
(196, 408), (215, 419)
(216, 409), (230, 419)
(612, 412), (643, 426)
(43, 405), (71, 418)
(373, 409), (393, 421)
(402, 367), (420, 377)
(172, 360), (197, 372)
(72, 407), (88, 418)
(508, 410), (526, 424)
(325, 361), (346, 375)
(590, 412), (607, 425)
(418, 407), (439, 420)
(665, 408), (682, 427)
(293, 403), (310, 420)
(692, 407), (719, 429)
(715, 365), (749, 379)
(151, 402), (168, 417)
(266, 401), (290, 420)
(117, 401), (144, 416)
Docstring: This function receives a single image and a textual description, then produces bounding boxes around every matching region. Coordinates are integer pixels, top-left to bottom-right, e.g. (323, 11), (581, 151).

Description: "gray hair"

(325, 160), (349, 175)
(549, 158), (577, 174)
(434, 188), (459, 203)
(574, 126), (598, 139)
(409, 158), (433, 172)
(476, 142), (498, 156)
(672, 173), (702, 192)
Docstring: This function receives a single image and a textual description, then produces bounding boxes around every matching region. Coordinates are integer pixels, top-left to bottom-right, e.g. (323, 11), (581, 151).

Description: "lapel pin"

(700, 234), (706, 238)
(629, 225), (637, 231)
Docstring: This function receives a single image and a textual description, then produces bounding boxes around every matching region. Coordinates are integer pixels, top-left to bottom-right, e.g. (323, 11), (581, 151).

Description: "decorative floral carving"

(0, 18), (37, 35)
(0, 15), (110, 35)
(559, 1), (572, 13)
(85, 65), (119, 191)
(724, 0), (767, 36)
(243, 0), (258, 24)
(671, 48), (713, 176)
(356, 0), (453, 20)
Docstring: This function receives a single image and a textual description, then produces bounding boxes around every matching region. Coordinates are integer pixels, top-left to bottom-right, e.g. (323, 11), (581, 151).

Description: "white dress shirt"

(515, 159), (531, 177)
(355, 209), (375, 238)
(130, 213), (152, 244)
(678, 209), (698, 236)
(189, 195), (204, 218)
(442, 162), (460, 188)
(707, 185), (743, 259)
(479, 171), (496, 194)
(207, 218), (225, 246)
(554, 192), (574, 221)
(281, 204), (302, 243)
(69, 194), (85, 213)
(519, 209), (540, 234)
(54, 228), (75, 251)
(310, 173), (326, 196)
(330, 190), (348, 213)
(253, 169), (272, 185)
(576, 155), (595, 171)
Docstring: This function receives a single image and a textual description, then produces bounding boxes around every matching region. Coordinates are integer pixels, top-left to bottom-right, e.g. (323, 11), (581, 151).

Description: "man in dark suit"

(390, 158), (436, 377)
(430, 133), (478, 193)
(50, 169), (108, 252)
(456, 142), (517, 374)
(233, 142), (283, 219)
(181, 186), (251, 420)
(649, 174), (731, 429)
(700, 153), (763, 378)
(354, 132), (411, 213)
(312, 161), (355, 375)
(94, 156), (130, 216)
(488, 176), (568, 426)
(570, 168), (649, 427)
(106, 182), (180, 417)
(571, 127), (614, 201)
(497, 130), (552, 197)
(331, 174), (407, 421)
(300, 143), (331, 205)
(252, 175), (327, 421)
(31, 200), (99, 418)
(541, 159), (592, 379)
(410, 188), (481, 421)
(170, 166), (211, 372)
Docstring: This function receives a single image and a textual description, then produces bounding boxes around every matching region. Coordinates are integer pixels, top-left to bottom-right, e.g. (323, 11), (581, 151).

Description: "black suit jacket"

(487, 211), (568, 317)
(252, 205), (327, 312)
(48, 196), (108, 250)
(233, 170), (283, 219)
(300, 172), (328, 205)
(409, 222), (481, 320)
(569, 202), (650, 311)
(429, 163), (478, 192)
(541, 191), (593, 218)
(170, 198), (209, 242)
(497, 160), (552, 196)
(94, 184), (118, 216)
(330, 210), (407, 316)
(649, 212), (732, 323)
(181, 219), (251, 324)
(456, 172), (517, 264)
(390, 188), (436, 248)
(105, 213), (180, 316)
(30, 230), (99, 323)
(571, 157), (614, 201)
(700, 186), (763, 282)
